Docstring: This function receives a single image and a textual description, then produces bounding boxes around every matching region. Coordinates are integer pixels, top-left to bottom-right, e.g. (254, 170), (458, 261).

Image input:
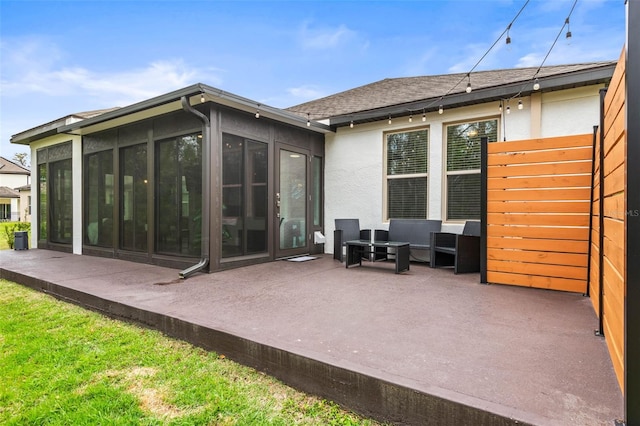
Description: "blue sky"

(0, 0), (626, 162)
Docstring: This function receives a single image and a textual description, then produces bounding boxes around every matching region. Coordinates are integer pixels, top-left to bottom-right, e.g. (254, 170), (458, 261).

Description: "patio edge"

(2, 268), (540, 426)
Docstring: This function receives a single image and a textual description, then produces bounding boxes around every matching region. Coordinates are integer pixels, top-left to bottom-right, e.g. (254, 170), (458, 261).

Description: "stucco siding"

(0, 174), (29, 189)
(541, 86), (603, 137)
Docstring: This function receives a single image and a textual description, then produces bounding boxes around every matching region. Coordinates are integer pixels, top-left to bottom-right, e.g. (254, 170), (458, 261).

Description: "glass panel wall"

(222, 133), (268, 257)
(279, 149), (306, 250)
(38, 163), (47, 241)
(85, 150), (114, 247)
(156, 134), (202, 256)
(313, 156), (322, 227)
(49, 159), (73, 244)
(120, 144), (148, 251)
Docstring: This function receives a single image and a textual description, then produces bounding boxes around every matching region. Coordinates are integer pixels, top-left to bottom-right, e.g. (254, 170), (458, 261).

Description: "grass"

(0, 279), (382, 425)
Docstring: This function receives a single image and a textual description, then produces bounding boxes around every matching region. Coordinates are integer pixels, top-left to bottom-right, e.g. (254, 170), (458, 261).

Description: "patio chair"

(430, 221), (481, 273)
(334, 219), (370, 262)
(375, 219), (442, 262)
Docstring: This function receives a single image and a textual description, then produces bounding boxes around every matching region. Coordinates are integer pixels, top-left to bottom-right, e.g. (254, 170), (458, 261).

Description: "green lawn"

(0, 280), (382, 425)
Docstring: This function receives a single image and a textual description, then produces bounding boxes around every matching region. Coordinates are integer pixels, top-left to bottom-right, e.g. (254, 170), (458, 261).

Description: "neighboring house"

(10, 61), (614, 272)
(0, 186), (20, 221)
(0, 156), (31, 221)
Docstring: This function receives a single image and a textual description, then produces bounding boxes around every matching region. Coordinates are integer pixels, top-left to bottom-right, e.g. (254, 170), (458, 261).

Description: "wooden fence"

(486, 134), (593, 294)
(590, 48), (626, 391)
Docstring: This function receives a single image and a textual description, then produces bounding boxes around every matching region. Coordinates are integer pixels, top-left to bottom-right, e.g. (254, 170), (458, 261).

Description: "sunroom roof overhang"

(56, 83), (333, 137)
(328, 65), (615, 128)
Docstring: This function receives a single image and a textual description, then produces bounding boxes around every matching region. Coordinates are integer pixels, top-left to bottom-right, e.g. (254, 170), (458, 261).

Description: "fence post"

(624, 1), (640, 424)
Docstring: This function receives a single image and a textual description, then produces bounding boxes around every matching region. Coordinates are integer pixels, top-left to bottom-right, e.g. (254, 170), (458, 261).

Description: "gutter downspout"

(179, 94), (210, 279)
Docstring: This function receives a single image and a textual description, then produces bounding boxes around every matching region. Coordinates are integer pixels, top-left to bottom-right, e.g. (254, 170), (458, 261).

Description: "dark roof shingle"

(287, 62), (616, 120)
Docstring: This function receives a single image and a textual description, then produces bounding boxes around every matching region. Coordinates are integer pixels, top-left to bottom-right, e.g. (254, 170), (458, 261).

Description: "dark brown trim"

(625, 1), (640, 424)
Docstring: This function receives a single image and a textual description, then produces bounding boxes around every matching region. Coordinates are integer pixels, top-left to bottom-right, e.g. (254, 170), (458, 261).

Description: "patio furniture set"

(334, 218), (481, 274)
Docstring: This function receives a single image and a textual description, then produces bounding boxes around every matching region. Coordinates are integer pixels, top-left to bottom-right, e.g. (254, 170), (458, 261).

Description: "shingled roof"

(0, 186), (20, 198)
(0, 157), (30, 175)
(287, 61), (616, 125)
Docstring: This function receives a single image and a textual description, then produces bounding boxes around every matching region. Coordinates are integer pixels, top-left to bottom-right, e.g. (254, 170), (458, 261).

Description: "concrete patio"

(0, 249), (623, 425)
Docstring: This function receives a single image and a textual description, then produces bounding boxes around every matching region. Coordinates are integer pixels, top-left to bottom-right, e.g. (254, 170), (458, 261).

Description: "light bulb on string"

(506, 104), (511, 114)
(306, 113), (311, 127)
(409, 114), (413, 123)
(350, 120), (354, 129)
(255, 105), (261, 119)
(565, 18), (572, 41)
(422, 110), (426, 122)
(499, 101), (503, 112)
(388, 115), (392, 125)
(438, 105), (444, 115)
(518, 99), (523, 110)
(200, 94), (205, 103)
(533, 78), (540, 91)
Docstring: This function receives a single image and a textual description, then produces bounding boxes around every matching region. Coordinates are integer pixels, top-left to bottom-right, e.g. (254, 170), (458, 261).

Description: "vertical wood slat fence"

(486, 134), (593, 294)
(590, 47), (626, 392)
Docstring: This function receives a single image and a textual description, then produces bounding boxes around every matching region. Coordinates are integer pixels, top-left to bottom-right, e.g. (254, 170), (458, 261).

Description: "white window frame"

(383, 126), (430, 221)
(443, 117), (498, 222)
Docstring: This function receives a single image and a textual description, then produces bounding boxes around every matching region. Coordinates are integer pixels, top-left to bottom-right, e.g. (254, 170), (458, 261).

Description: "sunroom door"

(276, 146), (309, 258)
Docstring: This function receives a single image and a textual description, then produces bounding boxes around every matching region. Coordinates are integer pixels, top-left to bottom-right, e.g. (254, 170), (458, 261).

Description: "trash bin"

(14, 231), (28, 250)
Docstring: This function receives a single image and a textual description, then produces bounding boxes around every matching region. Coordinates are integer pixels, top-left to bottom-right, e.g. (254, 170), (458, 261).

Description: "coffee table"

(344, 239), (410, 274)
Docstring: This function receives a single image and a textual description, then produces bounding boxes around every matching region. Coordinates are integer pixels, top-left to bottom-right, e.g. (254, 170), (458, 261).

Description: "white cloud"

(299, 21), (356, 50)
(0, 37), (223, 106)
(286, 85), (326, 100)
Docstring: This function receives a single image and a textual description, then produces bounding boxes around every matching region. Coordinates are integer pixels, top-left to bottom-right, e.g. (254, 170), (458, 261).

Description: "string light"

(306, 113), (311, 127)
(533, 78), (540, 91)
(200, 94), (205, 103)
(255, 104), (260, 119)
(292, 0), (535, 128)
(565, 17), (572, 40)
(518, 99), (523, 110)
(499, 101), (503, 112)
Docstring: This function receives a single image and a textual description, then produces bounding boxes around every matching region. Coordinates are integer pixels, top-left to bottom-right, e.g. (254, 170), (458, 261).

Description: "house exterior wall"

(0, 173), (29, 189)
(19, 190), (31, 222)
(324, 85), (604, 254)
(541, 86), (604, 137)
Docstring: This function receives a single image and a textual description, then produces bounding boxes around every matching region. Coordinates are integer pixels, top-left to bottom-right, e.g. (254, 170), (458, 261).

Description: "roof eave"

(329, 64), (615, 127)
(56, 83), (332, 136)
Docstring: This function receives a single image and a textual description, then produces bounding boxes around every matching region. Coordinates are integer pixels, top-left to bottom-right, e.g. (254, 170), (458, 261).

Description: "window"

(385, 129), (429, 219)
(120, 144), (148, 252)
(49, 159), (73, 244)
(445, 119), (497, 220)
(313, 156), (322, 227)
(85, 150), (114, 247)
(222, 133), (268, 257)
(156, 134), (202, 256)
(38, 163), (47, 241)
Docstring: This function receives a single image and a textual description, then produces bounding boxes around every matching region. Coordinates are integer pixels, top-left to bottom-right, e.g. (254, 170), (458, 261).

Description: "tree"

(12, 152), (29, 168)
